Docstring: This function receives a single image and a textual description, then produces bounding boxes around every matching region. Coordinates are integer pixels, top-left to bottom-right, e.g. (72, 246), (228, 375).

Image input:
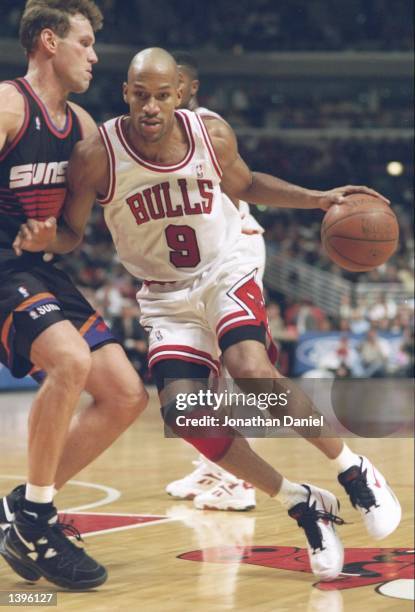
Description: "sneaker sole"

(166, 492), (198, 500)
(1, 539), (107, 590)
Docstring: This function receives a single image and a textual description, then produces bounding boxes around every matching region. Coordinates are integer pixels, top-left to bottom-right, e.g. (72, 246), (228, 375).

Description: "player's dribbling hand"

(13, 217), (57, 256)
(317, 185), (390, 211)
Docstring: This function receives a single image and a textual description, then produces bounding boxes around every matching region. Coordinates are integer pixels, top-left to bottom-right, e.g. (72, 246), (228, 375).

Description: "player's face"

(123, 70), (181, 143)
(177, 67), (199, 109)
(53, 14), (97, 94)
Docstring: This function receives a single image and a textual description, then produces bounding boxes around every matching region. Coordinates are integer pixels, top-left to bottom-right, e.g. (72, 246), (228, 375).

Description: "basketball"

(321, 193), (399, 272)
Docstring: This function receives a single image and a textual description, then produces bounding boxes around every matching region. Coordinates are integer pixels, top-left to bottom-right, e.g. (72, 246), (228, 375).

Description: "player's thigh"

(39, 265), (117, 351)
(85, 342), (147, 407)
(138, 284), (220, 376)
(30, 319), (91, 376)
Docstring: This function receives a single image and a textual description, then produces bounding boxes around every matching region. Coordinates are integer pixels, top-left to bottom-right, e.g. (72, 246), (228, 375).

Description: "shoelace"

(49, 520), (85, 562)
(294, 503), (345, 552)
(343, 468), (379, 512)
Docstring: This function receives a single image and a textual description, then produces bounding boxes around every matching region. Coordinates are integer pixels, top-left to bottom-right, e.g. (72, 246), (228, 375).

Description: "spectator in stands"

(358, 328), (389, 378)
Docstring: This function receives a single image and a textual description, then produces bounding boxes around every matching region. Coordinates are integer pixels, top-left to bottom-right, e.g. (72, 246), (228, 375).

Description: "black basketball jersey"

(0, 77), (83, 270)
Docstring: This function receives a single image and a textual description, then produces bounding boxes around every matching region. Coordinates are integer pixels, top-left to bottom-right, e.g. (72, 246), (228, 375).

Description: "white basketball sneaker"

(165, 459), (226, 500)
(288, 484), (345, 581)
(193, 477), (256, 511)
(338, 455), (401, 540)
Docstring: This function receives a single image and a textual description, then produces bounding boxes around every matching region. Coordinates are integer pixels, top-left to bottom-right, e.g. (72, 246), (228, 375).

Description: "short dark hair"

(172, 51), (199, 78)
(19, 0), (103, 54)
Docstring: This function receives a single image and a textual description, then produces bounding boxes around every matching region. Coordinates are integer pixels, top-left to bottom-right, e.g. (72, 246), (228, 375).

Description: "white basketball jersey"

(97, 109), (241, 282)
(195, 107), (264, 235)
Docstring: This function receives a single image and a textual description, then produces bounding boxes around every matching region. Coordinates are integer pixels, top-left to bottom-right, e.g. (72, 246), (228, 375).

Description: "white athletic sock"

(276, 477), (308, 509)
(25, 483), (55, 505)
(332, 444), (360, 474)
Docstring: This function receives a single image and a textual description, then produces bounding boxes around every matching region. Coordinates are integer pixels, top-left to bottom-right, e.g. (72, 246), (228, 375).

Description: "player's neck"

(24, 63), (69, 117)
(188, 97), (199, 111)
(125, 117), (180, 163)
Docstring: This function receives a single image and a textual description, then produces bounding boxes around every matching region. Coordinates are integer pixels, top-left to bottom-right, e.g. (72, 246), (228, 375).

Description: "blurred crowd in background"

(1, 0), (412, 51)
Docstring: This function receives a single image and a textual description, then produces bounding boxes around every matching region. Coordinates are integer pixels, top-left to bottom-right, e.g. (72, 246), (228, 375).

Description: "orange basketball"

(321, 193), (399, 272)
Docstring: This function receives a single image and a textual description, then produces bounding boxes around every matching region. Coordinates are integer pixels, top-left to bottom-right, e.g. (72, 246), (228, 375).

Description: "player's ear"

(122, 82), (128, 104)
(39, 28), (58, 55)
(191, 79), (200, 97)
(175, 86), (182, 109)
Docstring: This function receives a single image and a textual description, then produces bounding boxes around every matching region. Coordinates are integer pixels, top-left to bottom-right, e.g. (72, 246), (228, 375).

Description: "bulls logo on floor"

(178, 546), (414, 601)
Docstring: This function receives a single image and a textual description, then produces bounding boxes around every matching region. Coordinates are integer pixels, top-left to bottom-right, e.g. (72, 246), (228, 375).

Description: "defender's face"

(53, 14), (98, 94)
(123, 70), (181, 143)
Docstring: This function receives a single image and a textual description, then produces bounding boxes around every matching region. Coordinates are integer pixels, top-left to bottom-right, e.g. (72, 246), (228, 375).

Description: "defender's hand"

(13, 217), (57, 256)
(317, 185), (390, 211)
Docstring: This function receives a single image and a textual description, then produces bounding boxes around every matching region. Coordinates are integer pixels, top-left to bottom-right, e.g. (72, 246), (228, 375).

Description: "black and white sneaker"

(288, 484), (345, 581)
(0, 485), (24, 528)
(0, 508), (107, 590)
(338, 455), (401, 540)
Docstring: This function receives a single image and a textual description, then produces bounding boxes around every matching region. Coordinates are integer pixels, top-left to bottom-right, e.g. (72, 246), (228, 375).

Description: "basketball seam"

(322, 210), (397, 235)
(325, 237), (397, 243)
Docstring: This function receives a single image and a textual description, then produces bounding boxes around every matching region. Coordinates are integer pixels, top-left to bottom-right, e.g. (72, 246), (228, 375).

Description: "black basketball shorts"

(0, 262), (117, 379)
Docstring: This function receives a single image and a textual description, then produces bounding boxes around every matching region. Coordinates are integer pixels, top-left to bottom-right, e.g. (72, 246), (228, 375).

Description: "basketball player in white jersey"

(15, 48), (401, 582)
(164, 53), (266, 511)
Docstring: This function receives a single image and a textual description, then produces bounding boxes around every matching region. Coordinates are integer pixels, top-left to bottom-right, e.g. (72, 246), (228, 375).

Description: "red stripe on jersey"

(116, 112), (195, 173)
(11, 188), (66, 196)
(96, 124), (116, 205)
(18, 194), (65, 203)
(18, 78), (73, 139)
(195, 114), (223, 179)
(0, 81), (30, 162)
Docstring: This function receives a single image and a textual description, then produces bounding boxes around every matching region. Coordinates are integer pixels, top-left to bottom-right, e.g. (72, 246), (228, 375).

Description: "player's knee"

(118, 383), (148, 423)
(46, 343), (92, 390)
(106, 378), (148, 425)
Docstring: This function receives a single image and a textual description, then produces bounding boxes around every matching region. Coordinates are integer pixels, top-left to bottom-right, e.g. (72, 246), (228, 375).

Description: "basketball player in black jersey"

(0, 1), (148, 590)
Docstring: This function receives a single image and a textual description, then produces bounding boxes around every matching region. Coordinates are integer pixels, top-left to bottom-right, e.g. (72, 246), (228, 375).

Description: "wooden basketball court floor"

(0, 387), (413, 612)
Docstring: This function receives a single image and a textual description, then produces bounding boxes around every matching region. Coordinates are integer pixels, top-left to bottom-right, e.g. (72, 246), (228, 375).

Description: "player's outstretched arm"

(205, 118), (389, 210)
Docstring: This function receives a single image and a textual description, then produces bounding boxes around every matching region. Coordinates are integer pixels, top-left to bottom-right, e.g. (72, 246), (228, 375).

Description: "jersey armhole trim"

(96, 124), (115, 205)
(195, 113), (223, 180)
(0, 81), (30, 162)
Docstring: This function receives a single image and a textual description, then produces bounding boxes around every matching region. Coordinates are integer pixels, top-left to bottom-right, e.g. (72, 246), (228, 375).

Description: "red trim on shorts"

(216, 310), (260, 340)
(0, 292), (55, 358)
(216, 310), (246, 332)
(97, 124), (116, 204)
(116, 112), (195, 172)
(18, 78), (73, 139)
(0, 81), (30, 162)
(148, 344), (219, 375)
(195, 114), (223, 179)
